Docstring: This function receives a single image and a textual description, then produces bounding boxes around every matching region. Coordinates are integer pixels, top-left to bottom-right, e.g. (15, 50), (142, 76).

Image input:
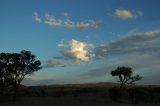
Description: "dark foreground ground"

(1, 83), (160, 106)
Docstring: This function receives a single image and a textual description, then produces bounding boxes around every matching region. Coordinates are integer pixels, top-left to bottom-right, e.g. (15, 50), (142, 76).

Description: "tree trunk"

(120, 83), (124, 89)
(13, 83), (20, 101)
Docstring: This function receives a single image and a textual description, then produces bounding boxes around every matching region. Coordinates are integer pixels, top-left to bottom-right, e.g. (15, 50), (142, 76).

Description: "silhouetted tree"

(0, 50), (42, 99)
(0, 53), (12, 97)
(111, 66), (142, 89)
(0, 60), (5, 95)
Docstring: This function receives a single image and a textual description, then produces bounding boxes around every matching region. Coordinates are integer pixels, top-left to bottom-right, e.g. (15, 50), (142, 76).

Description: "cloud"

(94, 45), (108, 58)
(87, 30), (160, 84)
(76, 20), (102, 30)
(94, 30), (160, 58)
(53, 56), (65, 60)
(33, 12), (102, 30)
(79, 53), (160, 85)
(76, 22), (90, 30)
(56, 30), (160, 64)
(57, 39), (66, 48)
(44, 13), (62, 27)
(62, 13), (102, 30)
(61, 39), (95, 62)
(25, 76), (49, 81)
(63, 12), (69, 17)
(63, 12), (102, 30)
(33, 12), (41, 23)
(114, 9), (142, 20)
(137, 11), (143, 16)
(108, 31), (158, 51)
(63, 19), (75, 29)
(43, 60), (65, 68)
(22, 78), (56, 86)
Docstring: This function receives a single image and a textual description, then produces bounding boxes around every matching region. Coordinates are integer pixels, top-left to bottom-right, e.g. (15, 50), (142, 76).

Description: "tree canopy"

(0, 50), (42, 98)
(111, 66), (142, 88)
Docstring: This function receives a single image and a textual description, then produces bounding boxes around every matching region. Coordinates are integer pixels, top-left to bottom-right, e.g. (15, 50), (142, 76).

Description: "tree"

(0, 59), (6, 95)
(0, 53), (11, 96)
(111, 66), (142, 89)
(0, 50), (42, 98)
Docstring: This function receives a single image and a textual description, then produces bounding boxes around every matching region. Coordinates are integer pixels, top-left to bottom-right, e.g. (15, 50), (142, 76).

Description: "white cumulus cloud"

(114, 9), (143, 20)
(115, 9), (133, 20)
(62, 39), (95, 62)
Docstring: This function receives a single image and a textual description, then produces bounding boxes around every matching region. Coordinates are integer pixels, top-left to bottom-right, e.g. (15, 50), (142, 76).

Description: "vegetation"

(111, 66), (142, 88)
(1, 84), (160, 106)
(0, 50), (41, 101)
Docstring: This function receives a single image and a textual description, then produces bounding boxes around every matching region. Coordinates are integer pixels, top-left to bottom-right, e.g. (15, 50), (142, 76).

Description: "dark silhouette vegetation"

(109, 86), (160, 104)
(109, 66), (145, 104)
(111, 66), (142, 88)
(1, 83), (160, 106)
(0, 50), (41, 102)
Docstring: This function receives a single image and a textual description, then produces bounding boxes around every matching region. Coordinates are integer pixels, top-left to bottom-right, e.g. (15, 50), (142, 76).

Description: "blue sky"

(0, 0), (160, 85)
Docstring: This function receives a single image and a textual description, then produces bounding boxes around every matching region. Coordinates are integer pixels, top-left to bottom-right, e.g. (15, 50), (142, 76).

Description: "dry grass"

(1, 96), (154, 106)
(1, 83), (160, 106)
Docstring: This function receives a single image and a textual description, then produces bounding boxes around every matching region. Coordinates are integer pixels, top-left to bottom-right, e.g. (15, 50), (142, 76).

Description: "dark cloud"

(94, 31), (160, 58)
(94, 45), (108, 58)
(140, 74), (160, 85)
(109, 32), (158, 50)
(53, 56), (65, 60)
(22, 78), (56, 86)
(43, 60), (65, 68)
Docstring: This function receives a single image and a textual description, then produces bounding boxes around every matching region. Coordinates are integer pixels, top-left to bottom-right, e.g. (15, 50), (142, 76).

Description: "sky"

(0, 0), (160, 86)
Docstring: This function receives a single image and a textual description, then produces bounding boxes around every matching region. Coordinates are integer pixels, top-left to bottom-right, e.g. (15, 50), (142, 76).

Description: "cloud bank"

(94, 30), (160, 58)
(55, 30), (160, 66)
(77, 29), (160, 84)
